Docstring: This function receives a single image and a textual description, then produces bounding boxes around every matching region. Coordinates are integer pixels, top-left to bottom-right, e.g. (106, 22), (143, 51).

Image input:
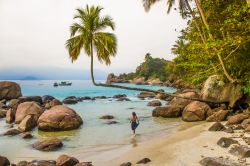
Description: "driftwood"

(96, 83), (228, 104)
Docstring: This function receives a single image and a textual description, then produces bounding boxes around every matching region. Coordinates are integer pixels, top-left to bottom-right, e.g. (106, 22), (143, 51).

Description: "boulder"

(0, 81), (22, 100)
(22, 132), (33, 139)
(18, 96), (43, 105)
(56, 155), (79, 166)
(116, 97), (131, 101)
(32, 138), (63, 151)
(3, 128), (21, 136)
(17, 161), (29, 166)
(201, 75), (243, 107)
(217, 137), (238, 148)
(208, 122), (226, 131)
(229, 145), (250, 158)
(113, 94), (127, 98)
(132, 77), (145, 84)
(137, 92), (156, 99)
(182, 101), (211, 122)
(79, 96), (92, 101)
(6, 108), (16, 123)
(30, 160), (56, 166)
(8, 99), (20, 108)
(200, 157), (243, 166)
(18, 115), (37, 132)
(226, 114), (249, 125)
(155, 93), (171, 100)
(168, 92), (199, 110)
(0, 156), (10, 166)
(245, 125), (250, 132)
(93, 96), (107, 99)
(241, 118), (250, 129)
(106, 121), (119, 125)
(75, 162), (93, 166)
(0, 109), (7, 118)
(38, 105), (83, 131)
(206, 110), (229, 122)
(62, 96), (78, 104)
(120, 162), (132, 166)
(147, 78), (162, 85)
(152, 106), (182, 118)
(147, 100), (162, 107)
(100, 115), (114, 120)
(136, 158), (151, 164)
(224, 127), (234, 133)
(45, 99), (62, 109)
(42, 95), (55, 104)
(15, 102), (43, 124)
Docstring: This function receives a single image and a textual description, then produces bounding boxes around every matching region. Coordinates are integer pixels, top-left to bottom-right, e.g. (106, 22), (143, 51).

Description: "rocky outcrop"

(18, 115), (37, 132)
(0, 81), (22, 100)
(206, 110), (229, 122)
(182, 101), (211, 122)
(155, 93), (171, 100)
(229, 145), (250, 158)
(152, 106), (182, 118)
(32, 138), (63, 151)
(18, 96), (43, 105)
(168, 92), (199, 110)
(56, 155), (79, 166)
(147, 78), (162, 85)
(38, 105), (83, 131)
(147, 100), (162, 107)
(106, 73), (129, 84)
(200, 157), (243, 166)
(131, 77), (146, 85)
(208, 122), (226, 131)
(113, 94), (127, 98)
(63, 96), (78, 104)
(217, 137), (238, 148)
(226, 114), (249, 125)
(201, 75), (243, 107)
(0, 156), (10, 166)
(116, 97), (130, 101)
(15, 102), (43, 124)
(137, 92), (156, 99)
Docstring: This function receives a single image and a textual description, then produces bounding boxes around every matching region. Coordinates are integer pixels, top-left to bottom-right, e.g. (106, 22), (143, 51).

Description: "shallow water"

(0, 80), (180, 162)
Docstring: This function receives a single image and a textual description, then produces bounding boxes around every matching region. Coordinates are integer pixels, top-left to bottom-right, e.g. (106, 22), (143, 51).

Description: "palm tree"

(66, 5), (117, 86)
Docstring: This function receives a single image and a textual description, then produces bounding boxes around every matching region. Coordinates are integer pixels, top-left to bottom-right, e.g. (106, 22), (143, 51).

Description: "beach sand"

(87, 122), (250, 166)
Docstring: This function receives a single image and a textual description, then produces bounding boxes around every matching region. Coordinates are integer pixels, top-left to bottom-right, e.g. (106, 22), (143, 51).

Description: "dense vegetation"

(142, 0), (250, 92)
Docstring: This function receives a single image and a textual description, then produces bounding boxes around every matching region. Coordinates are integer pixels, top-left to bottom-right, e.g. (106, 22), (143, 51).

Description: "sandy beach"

(87, 122), (250, 166)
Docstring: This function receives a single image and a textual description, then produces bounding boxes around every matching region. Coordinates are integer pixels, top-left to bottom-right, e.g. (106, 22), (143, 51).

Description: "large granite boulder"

(42, 95), (55, 104)
(147, 100), (162, 107)
(217, 137), (238, 148)
(226, 114), (249, 125)
(0, 156), (10, 166)
(208, 122), (226, 131)
(45, 99), (62, 109)
(200, 157), (243, 166)
(0, 81), (22, 100)
(15, 102), (43, 124)
(56, 155), (79, 166)
(206, 110), (229, 122)
(18, 96), (43, 105)
(38, 105), (83, 131)
(201, 75), (243, 107)
(32, 138), (63, 151)
(168, 92), (199, 110)
(152, 106), (182, 118)
(18, 115), (37, 132)
(182, 101), (211, 122)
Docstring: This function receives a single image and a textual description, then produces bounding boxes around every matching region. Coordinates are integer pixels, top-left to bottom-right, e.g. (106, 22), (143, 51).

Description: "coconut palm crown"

(66, 5), (117, 85)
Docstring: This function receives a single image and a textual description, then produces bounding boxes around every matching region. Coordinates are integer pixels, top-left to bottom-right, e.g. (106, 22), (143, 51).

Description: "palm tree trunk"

(90, 41), (98, 86)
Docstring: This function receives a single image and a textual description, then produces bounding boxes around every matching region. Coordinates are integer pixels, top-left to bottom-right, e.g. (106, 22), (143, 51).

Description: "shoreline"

(86, 122), (250, 166)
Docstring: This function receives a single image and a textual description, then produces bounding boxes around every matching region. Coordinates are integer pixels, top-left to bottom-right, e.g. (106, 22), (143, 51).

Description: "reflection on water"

(130, 135), (138, 148)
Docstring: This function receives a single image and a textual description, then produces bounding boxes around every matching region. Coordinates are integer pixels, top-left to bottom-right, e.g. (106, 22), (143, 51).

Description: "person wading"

(130, 112), (139, 134)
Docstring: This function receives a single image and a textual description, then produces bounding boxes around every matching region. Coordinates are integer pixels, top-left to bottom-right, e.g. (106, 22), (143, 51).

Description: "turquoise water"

(0, 80), (180, 162)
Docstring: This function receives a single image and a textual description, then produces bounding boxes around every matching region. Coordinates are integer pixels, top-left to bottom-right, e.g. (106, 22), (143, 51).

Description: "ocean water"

(0, 80), (180, 162)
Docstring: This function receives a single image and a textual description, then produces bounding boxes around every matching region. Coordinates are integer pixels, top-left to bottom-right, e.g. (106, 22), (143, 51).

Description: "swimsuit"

(131, 119), (139, 130)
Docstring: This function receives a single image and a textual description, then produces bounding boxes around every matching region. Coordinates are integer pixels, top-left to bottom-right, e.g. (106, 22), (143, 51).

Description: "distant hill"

(0, 66), (107, 80)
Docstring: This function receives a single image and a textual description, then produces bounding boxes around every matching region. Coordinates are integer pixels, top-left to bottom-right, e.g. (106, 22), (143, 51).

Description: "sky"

(0, 0), (187, 76)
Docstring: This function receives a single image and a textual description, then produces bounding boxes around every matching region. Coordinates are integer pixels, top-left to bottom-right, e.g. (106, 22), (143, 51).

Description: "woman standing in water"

(130, 112), (139, 134)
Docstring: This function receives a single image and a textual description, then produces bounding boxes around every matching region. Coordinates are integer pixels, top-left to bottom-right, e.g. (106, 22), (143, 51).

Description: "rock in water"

(32, 138), (63, 151)
(137, 91), (156, 99)
(208, 122), (226, 131)
(3, 128), (21, 136)
(0, 155), (10, 166)
(152, 106), (182, 118)
(120, 162), (132, 166)
(217, 137), (238, 148)
(147, 100), (162, 107)
(42, 95), (55, 104)
(18, 115), (37, 132)
(15, 102), (43, 124)
(200, 157), (243, 166)
(0, 81), (22, 100)
(56, 155), (79, 166)
(136, 158), (151, 164)
(38, 105), (83, 131)
(206, 110), (229, 122)
(100, 115), (114, 120)
(22, 132), (33, 139)
(182, 101), (211, 122)
(229, 145), (250, 158)
(226, 114), (249, 125)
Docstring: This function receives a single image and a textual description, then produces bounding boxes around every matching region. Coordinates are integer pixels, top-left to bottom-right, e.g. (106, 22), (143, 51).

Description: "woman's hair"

(132, 112), (136, 117)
